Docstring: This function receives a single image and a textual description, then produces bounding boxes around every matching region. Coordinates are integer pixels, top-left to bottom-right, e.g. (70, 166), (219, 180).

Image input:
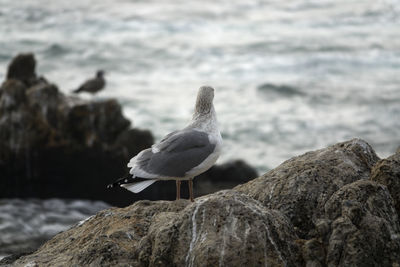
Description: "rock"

(300, 238), (325, 267)
(26, 82), (64, 130)
(113, 128), (155, 159)
(0, 252), (34, 266)
(324, 180), (400, 266)
(5, 139), (400, 266)
(0, 80), (27, 111)
(12, 191), (303, 267)
(0, 80), (40, 153)
(64, 99), (130, 146)
(6, 53), (37, 86)
(0, 54), (154, 206)
(235, 138), (380, 238)
(195, 160), (258, 197)
(370, 150), (400, 216)
(257, 83), (305, 98)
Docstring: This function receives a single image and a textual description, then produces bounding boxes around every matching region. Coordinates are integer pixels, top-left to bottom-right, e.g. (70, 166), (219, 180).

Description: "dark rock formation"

(6, 53), (38, 87)
(113, 128), (155, 159)
(235, 138), (380, 238)
(0, 54), (154, 206)
(257, 83), (305, 98)
(6, 139), (400, 266)
(194, 160), (258, 197)
(11, 191), (303, 267)
(370, 149), (400, 216)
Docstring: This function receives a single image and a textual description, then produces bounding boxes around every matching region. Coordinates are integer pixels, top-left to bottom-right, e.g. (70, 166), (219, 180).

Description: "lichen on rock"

(370, 149), (400, 216)
(235, 138), (380, 238)
(324, 180), (400, 266)
(12, 191), (303, 267)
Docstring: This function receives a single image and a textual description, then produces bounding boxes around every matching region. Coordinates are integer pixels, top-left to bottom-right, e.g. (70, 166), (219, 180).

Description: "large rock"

(11, 191), (302, 267)
(323, 180), (400, 266)
(0, 54), (154, 206)
(194, 160), (258, 197)
(370, 149), (400, 216)
(5, 53), (37, 87)
(235, 138), (380, 238)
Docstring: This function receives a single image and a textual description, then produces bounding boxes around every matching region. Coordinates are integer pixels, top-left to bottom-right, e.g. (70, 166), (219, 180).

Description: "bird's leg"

(176, 180), (181, 200)
(188, 178), (194, 202)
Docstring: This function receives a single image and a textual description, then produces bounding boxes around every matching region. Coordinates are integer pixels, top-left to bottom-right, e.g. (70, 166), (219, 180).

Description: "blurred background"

(1, 0), (399, 171)
(0, 0), (399, 260)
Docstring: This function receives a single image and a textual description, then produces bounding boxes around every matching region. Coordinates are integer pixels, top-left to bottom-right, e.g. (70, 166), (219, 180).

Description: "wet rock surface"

(370, 149), (400, 216)
(322, 180), (400, 266)
(11, 191), (303, 267)
(235, 138), (380, 238)
(195, 160), (258, 197)
(5, 138), (400, 266)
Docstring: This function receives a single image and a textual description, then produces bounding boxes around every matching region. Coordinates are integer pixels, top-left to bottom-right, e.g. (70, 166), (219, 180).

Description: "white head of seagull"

(107, 86), (222, 202)
(194, 86), (214, 115)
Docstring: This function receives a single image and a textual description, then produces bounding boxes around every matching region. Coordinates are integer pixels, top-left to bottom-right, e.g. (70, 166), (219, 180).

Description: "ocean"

(0, 0), (399, 257)
(0, 0), (399, 172)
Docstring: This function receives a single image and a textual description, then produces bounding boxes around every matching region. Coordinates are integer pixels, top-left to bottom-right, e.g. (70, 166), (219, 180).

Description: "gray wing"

(135, 130), (216, 178)
(80, 78), (105, 92)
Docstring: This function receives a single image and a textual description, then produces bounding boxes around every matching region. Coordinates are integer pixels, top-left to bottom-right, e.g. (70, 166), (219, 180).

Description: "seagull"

(73, 70), (105, 94)
(107, 86), (222, 202)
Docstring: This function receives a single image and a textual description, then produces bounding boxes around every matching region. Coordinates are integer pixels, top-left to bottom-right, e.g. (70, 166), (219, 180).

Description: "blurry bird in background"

(73, 70), (105, 94)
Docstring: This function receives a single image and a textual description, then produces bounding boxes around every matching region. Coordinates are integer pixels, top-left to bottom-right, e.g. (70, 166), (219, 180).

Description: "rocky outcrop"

(257, 83), (305, 98)
(11, 191), (303, 267)
(6, 139), (400, 266)
(370, 149), (400, 216)
(323, 180), (400, 266)
(194, 160), (258, 197)
(5, 53), (38, 87)
(235, 138), (379, 238)
(0, 54), (154, 206)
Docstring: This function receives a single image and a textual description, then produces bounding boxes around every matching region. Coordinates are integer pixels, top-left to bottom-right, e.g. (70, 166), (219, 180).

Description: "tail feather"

(121, 179), (157, 193)
(107, 174), (133, 188)
(73, 87), (82, 93)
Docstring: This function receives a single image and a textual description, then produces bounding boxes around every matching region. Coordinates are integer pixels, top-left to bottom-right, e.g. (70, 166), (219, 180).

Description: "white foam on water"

(0, 0), (399, 173)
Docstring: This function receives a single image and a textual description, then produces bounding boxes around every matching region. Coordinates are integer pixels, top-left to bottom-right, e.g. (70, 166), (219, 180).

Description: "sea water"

(0, 199), (109, 258)
(0, 0), (399, 172)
